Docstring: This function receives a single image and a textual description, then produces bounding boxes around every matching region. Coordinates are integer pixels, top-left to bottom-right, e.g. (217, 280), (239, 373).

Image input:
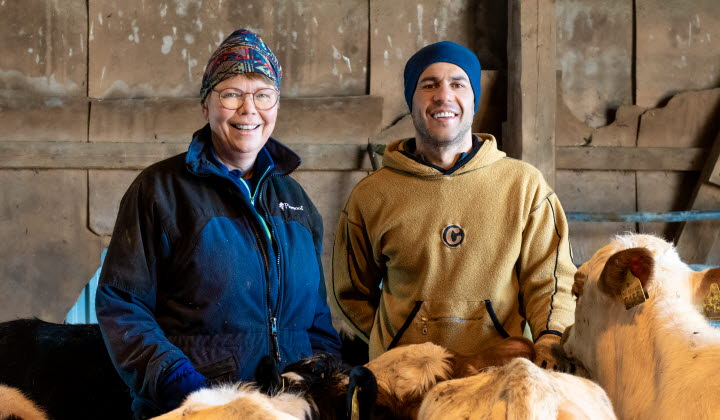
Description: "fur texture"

(0, 384), (48, 420)
(366, 342), (453, 419)
(417, 358), (615, 420)
(150, 383), (310, 420)
(0, 319), (132, 420)
(563, 234), (720, 419)
(366, 338), (535, 419)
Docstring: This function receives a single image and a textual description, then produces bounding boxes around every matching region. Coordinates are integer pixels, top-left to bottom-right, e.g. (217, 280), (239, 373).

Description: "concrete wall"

(0, 0), (506, 322)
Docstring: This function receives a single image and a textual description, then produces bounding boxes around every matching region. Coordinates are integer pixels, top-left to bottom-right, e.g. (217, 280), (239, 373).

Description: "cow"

(417, 357), (615, 420)
(150, 383), (310, 420)
(561, 233), (720, 419)
(0, 319), (132, 420)
(0, 384), (48, 420)
(255, 353), (377, 420)
(365, 336), (536, 419)
(153, 353), (377, 420)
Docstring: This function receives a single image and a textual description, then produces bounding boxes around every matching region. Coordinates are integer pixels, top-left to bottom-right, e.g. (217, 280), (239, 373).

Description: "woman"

(96, 29), (341, 419)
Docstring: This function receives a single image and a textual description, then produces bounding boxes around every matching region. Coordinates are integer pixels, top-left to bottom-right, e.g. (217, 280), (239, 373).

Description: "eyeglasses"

(212, 87), (280, 111)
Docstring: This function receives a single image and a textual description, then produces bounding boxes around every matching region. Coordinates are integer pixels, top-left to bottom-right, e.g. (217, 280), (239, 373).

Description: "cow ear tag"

(621, 271), (648, 310)
(703, 283), (720, 321)
(350, 386), (360, 420)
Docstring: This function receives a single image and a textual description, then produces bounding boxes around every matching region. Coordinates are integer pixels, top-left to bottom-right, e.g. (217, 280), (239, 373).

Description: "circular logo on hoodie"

(442, 225), (465, 248)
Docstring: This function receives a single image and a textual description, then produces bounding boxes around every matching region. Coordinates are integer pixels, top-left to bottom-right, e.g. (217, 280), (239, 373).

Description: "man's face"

(202, 74), (278, 166)
(410, 62), (474, 149)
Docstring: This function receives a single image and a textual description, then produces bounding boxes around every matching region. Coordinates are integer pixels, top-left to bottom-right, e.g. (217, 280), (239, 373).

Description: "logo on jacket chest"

(442, 224), (465, 248)
(279, 202), (304, 212)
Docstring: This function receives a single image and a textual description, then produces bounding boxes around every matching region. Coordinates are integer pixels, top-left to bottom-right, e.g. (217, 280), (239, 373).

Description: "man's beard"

(411, 110), (473, 151)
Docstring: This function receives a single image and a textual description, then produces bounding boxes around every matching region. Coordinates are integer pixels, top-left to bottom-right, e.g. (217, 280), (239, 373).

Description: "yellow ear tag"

(621, 271), (647, 310)
(703, 283), (720, 321)
(351, 386), (360, 420)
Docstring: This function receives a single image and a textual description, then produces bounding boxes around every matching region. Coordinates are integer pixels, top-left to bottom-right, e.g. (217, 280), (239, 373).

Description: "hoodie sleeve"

(95, 177), (205, 411)
(331, 204), (383, 343)
(517, 189), (577, 340)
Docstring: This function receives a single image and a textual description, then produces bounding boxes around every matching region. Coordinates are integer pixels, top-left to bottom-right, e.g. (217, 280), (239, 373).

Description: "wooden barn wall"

(0, 0), (508, 322)
(1, 0), (719, 322)
(554, 0), (720, 265)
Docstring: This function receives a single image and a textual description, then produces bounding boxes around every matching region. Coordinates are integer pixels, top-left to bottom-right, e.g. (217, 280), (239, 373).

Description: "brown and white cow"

(365, 337), (536, 419)
(562, 233), (720, 420)
(417, 357), (616, 420)
(150, 383), (310, 420)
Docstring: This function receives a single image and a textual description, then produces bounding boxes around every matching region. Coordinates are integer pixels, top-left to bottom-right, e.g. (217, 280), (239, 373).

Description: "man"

(331, 41), (575, 368)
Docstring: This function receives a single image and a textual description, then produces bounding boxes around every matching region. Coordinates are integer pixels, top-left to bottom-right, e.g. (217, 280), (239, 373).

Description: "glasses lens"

(218, 89), (243, 110)
(253, 89), (279, 110)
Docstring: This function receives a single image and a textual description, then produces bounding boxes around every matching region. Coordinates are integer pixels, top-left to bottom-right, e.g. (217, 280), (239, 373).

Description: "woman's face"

(202, 73), (279, 168)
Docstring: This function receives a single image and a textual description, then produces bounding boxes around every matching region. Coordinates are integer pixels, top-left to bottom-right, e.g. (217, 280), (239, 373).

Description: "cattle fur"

(256, 353), (377, 420)
(366, 337), (535, 419)
(0, 384), (48, 420)
(562, 233), (720, 419)
(417, 357), (616, 420)
(0, 319), (132, 420)
(150, 383), (310, 420)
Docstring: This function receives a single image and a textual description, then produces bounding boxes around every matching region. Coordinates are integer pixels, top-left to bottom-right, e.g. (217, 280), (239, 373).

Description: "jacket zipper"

(258, 173), (286, 363)
(236, 166), (282, 363)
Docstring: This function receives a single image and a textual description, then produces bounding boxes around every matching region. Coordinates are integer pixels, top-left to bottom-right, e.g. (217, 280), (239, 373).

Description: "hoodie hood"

(381, 133), (506, 177)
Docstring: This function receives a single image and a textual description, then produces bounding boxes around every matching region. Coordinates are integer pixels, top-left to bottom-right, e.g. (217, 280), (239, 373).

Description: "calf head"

(561, 234), (670, 377)
(365, 342), (453, 419)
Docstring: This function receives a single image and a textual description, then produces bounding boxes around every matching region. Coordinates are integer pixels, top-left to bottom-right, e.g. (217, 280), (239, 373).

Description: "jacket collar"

(185, 124), (301, 178)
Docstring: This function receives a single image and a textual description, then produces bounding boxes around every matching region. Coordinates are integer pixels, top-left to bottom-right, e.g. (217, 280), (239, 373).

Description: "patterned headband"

(200, 29), (282, 103)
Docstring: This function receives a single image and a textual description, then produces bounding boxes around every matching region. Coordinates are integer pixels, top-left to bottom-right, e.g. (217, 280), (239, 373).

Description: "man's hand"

(534, 334), (562, 370)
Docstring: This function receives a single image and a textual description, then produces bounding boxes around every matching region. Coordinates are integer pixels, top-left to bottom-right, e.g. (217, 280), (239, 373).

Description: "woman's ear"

(598, 247), (654, 298)
(201, 101), (209, 121)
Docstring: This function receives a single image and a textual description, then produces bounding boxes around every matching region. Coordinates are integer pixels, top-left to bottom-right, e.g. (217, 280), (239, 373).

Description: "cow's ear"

(695, 267), (720, 303)
(598, 247), (654, 298)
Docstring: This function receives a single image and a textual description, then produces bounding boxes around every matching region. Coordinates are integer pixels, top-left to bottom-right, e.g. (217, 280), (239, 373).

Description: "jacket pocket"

(399, 300), (509, 355)
(168, 334), (243, 385)
(196, 356), (237, 386)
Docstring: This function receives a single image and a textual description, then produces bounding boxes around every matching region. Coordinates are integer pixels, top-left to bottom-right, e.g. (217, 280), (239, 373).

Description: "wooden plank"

(675, 130), (720, 265)
(0, 142), (371, 171)
(89, 96), (383, 145)
(0, 95), (89, 142)
(0, 141), (710, 172)
(507, 0), (557, 187)
(556, 147), (705, 171)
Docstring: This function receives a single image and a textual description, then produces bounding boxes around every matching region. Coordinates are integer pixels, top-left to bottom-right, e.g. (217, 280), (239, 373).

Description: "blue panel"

(65, 248), (107, 324)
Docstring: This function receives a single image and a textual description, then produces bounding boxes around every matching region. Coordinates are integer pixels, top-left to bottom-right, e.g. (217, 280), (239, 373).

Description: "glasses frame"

(212, 87), (280, 111)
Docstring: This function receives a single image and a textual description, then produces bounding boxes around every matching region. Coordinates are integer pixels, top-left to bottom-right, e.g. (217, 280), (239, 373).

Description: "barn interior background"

(0, 0), (718, 323)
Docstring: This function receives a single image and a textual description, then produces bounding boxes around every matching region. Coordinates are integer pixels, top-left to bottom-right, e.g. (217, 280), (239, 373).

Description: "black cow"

(0, 319), (132, 420)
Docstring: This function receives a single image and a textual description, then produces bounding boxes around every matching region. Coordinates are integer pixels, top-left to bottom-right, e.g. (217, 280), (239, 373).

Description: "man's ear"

(598, 247), (654, 297)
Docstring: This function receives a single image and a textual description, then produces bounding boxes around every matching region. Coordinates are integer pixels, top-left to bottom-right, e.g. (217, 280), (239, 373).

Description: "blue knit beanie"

(403, 41), (481, 112)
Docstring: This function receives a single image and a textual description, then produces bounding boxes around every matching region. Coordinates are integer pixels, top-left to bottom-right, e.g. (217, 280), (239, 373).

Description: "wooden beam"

(0, 142), (709, 172)
(556, 147), (705, 171)
(507, 0), (557, 187)
(675, 130), (720, 265)
(0, 142), (370, 171)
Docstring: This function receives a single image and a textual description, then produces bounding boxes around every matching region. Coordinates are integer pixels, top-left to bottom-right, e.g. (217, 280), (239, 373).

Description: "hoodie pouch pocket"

(403, 300), (509, 355)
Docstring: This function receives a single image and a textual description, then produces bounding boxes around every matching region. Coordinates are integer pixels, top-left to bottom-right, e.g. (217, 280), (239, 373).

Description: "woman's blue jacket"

(96, 124), (341, 416)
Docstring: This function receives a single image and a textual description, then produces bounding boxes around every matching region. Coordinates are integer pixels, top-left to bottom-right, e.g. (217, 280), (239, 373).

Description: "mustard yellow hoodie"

(332, 135), (576, 360)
